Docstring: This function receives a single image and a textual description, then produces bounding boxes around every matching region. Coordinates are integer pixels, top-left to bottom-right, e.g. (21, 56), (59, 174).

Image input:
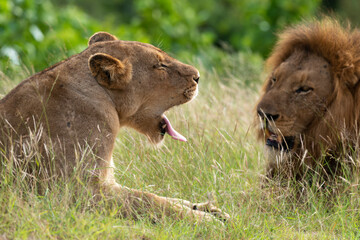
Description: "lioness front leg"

(95, 156), (224, 224)
(100, 181), (222, 224)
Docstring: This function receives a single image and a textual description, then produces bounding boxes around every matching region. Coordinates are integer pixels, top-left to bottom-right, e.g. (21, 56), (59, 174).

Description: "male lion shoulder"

(0, 32), (228, 223)
(256, 18), (360, 180)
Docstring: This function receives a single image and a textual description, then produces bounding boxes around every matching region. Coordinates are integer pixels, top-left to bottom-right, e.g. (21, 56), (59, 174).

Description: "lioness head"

(87, 32), (199, 144)
(256, 19), (360, 163)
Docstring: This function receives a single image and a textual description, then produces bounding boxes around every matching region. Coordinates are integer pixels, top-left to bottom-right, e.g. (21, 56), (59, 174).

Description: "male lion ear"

(88, 53), (132, 89)
(341, 65), (360, 89)
(88, 32), (117, 46)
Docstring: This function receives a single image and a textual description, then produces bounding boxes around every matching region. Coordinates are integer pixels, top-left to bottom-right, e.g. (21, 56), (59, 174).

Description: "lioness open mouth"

(265, 128), (295, 151)
(159, 115), (187, 142)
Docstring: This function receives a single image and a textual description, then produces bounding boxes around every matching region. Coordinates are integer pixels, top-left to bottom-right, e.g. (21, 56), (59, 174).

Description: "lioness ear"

(88, 53), (132, 89)
(88, 32), (117, 46)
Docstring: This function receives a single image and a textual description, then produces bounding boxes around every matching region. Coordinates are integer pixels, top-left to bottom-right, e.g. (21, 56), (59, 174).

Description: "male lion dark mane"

(256, 18), (360, 180)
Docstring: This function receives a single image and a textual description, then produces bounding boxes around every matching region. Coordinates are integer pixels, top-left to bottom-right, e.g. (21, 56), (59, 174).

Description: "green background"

(1, 0), (349, 72)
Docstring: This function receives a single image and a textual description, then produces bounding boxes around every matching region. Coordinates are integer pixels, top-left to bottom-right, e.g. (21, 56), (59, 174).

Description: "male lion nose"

(257, 110), (279, 121)
(193, 71), (200, 84)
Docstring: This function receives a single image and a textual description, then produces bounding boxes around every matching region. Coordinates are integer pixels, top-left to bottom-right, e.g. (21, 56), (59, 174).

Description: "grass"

(1, 51), (360, 239)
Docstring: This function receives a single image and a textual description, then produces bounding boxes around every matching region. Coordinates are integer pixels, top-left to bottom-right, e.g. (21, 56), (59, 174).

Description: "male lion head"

(87, 32), (199, 144)
(256, 19), (360, 178)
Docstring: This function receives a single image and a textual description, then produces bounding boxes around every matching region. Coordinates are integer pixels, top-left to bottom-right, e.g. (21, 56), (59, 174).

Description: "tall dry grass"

(0, 52), (360, 239)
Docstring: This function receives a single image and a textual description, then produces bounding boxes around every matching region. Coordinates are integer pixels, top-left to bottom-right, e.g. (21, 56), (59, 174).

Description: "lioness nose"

(193, 71), (200, 84)
(257, 110), (279, 121)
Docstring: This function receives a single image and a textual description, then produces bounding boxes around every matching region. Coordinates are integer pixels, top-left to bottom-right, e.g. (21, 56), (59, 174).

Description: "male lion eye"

(160, 63), (168, 68)
(295, 86), (313, 94)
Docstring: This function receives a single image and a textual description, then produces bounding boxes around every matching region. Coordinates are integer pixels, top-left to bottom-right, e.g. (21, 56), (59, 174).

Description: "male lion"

(256, 19), (360, 181)
(0, 32), (228, 223)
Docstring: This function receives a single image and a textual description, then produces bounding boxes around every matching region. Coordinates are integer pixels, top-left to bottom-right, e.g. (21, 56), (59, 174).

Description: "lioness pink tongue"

(163, 115), (187, 142)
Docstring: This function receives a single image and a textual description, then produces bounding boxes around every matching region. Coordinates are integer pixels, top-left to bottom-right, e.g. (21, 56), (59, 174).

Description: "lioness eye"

(153, 63), (168, 69)
(271, 77), (276, 83)
(154, 63), (168, 69)
(295, 86), (313, 94)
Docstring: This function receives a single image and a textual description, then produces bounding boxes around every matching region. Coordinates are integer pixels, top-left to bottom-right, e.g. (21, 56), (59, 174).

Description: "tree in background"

(59, 0), (321, 54)
(322, 0), (360, 26)
(0, 0), (101, 71)
(0, 0), (322, 71)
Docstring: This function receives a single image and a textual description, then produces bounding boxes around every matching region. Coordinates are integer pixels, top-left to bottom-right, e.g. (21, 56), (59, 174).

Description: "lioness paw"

(188, 208), (225, 226)
(192, 202), (230, 222)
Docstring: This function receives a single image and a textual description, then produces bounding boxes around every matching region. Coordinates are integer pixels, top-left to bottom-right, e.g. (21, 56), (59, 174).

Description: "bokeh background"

(3, 1), (360, 239)
(0, 0), (359, 73)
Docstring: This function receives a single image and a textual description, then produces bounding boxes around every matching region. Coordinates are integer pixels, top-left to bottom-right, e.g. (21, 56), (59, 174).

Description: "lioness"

(0, 32), (228, 223)
(256, 18), (360, 181)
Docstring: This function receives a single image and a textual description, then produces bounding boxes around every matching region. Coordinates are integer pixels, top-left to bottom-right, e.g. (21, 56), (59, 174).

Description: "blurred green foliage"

(0, 0), (98, 71)
(63, 0), (321, 54)
(0, 0), (322, 72)
(335, 0), (360, 25)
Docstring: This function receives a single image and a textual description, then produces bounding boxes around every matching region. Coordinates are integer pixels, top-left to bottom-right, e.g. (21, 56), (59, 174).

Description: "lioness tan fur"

(256, 18), (360, 181)
(0, 32), (228, 223)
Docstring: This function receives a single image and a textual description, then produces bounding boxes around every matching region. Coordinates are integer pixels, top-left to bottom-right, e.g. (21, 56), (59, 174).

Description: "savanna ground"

(1, 51), (360, 239)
